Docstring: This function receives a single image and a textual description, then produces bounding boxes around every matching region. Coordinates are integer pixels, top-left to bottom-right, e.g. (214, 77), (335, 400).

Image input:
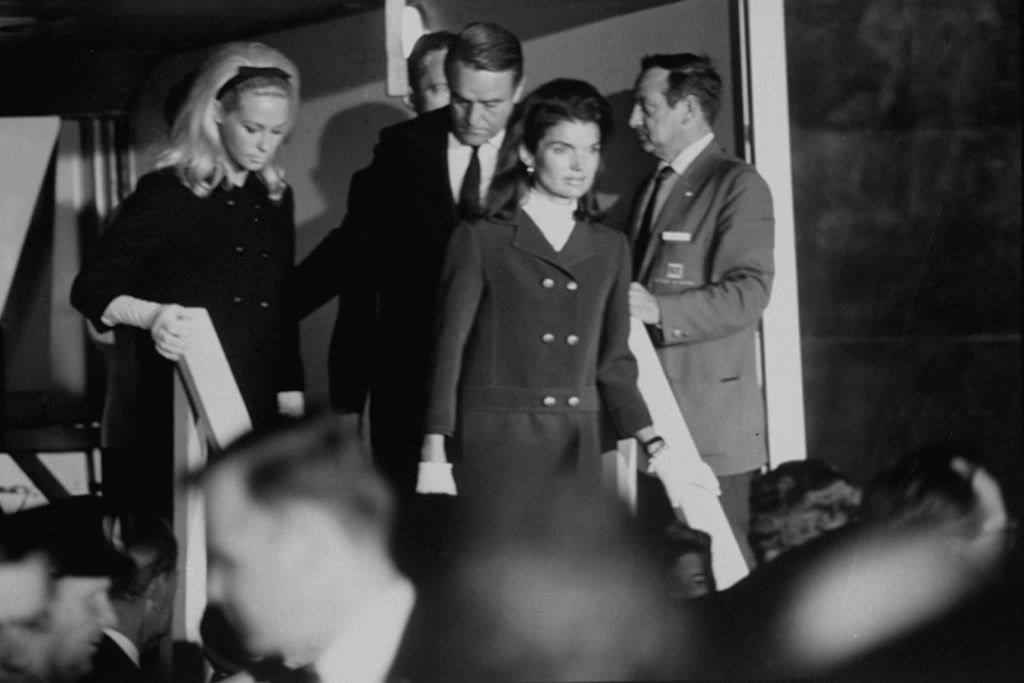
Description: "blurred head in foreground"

(0, 497), (128, 682)
(443, 482), (693, 681)
(199, 416), (399, 664)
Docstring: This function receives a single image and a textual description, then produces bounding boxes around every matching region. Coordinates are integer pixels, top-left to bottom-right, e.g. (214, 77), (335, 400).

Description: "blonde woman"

(72, 42), (304, 516)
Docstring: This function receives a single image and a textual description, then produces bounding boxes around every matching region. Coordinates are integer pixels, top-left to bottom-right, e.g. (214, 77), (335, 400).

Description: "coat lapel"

(510, 210), (596, 278)
(636, 142), (724, 278)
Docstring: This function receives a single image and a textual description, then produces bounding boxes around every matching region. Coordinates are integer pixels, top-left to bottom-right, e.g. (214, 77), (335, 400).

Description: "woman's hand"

(417, 434), (457, 495)
(148, 304), (196, 361)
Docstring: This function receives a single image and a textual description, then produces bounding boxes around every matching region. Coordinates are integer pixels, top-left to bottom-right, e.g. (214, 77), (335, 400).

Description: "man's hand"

(629, 282), (661, 324)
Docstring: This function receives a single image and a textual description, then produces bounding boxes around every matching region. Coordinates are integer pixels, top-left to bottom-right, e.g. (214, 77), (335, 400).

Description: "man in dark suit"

(81, 509), (178, 683)
(199, 417), (436, 683)
(626, 53), (775, 565)
(0, 497), (129, 682)
(294, 22), (524, 496)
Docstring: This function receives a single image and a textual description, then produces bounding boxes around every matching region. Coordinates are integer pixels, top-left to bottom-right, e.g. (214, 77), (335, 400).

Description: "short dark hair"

(407, 31), (456, 86)
(486, 78), (613, 222)
(748, 460), (861, 565)
(445, 22), (523, 84)
(200, 416), (395, 544)
(104, 509), (178, 600)
(640, 53), (721, 124)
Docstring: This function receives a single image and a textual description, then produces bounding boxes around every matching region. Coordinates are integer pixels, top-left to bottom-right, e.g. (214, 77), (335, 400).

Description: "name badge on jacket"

(661, 231), (692, 242)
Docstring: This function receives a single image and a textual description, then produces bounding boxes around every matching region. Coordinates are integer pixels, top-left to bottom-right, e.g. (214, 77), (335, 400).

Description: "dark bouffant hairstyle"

(486, 78), (613, 222)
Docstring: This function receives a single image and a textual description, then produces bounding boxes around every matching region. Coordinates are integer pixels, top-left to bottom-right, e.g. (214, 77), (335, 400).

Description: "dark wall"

(785, 0), (1021, 509)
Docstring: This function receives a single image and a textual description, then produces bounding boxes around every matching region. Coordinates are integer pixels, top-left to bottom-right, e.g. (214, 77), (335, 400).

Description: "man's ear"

(142, 571), (174, 612)
(679, 94), (701, 124)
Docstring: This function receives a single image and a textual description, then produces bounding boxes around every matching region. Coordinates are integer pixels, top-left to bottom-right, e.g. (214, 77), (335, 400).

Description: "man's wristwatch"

(642, 436), (667, 456)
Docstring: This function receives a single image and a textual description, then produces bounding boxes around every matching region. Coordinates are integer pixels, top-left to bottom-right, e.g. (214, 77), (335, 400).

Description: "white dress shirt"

(647, 132), (716, 221)
(447, 129), (506, 202)
(314, 578), (416, 683)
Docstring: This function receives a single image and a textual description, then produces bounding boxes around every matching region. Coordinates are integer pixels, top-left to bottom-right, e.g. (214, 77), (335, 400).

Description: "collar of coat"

(484, 207), (603, 278)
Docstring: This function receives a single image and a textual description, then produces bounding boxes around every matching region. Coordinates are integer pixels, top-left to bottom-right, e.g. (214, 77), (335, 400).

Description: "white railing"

(170, 308), (251, 643)
(606, 318), (749, 589)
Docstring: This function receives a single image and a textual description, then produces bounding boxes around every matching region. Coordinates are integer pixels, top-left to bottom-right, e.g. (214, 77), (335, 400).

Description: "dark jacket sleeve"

(278, 189), (305, 392)
(70, 172), (185, 330)
(292, 165), (381, 411)
(598, 232), (653, 436)
(424, 223), (485, 435)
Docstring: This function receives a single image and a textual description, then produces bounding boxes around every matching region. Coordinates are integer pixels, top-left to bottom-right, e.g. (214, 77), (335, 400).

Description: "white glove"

(147, 304), (198, 361)
(416, 461), (457, 495)
(277, 391), (306, 418)
(648, 443), (721, 505)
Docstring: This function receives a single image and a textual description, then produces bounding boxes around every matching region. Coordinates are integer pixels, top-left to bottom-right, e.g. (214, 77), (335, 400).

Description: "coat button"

(232, 296), (243, 304)
(542, 278), (554, 289)
(566, 281), (578, 291)
(566, 334), (579, 346)
(226, 199), (236, 206)
(541, 333), (555, 343)
(673, 329), (684, 338)
(260, 251), (270, 259)
(259, 301), (269, 308)
(566, 396), (580, 407)
(235, 246), (245, 253)
(542, 396), (556, 407)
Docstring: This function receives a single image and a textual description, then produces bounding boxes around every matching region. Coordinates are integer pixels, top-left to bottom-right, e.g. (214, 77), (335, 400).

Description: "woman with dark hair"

(419, 78), (664, 500)
(71, 42), (305, 517)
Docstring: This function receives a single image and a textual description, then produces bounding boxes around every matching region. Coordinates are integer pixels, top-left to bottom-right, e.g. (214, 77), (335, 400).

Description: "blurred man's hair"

(407, 31), (456, 87)
(198, 416), (395, 545)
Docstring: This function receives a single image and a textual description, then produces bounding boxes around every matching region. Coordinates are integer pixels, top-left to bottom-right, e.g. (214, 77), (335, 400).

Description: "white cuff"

(416, 462), (457, 495)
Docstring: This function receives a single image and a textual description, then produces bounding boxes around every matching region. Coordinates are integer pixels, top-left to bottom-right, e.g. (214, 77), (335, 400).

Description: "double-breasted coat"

(72, 169), (304, 427)
(71, 170), (303, 517)
(631, 142), (774, 476)
(426, 210), (652, 496)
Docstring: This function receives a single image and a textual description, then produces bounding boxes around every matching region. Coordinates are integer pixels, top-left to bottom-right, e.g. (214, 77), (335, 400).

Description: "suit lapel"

(637, 143), (724, 278)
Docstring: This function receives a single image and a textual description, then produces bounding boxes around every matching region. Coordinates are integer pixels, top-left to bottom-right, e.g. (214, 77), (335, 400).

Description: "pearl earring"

(526, 165), (534, 175)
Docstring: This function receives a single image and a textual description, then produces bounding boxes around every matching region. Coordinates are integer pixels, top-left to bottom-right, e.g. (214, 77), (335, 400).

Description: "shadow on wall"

(298, 101), (410, 256)
(598, 89), (654, 231)
(297, 101), (408, 410)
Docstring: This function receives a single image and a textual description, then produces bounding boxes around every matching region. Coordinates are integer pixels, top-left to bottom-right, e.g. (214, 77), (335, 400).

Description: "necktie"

(458, 145), (482, 219)
(633, 165), (675, 276)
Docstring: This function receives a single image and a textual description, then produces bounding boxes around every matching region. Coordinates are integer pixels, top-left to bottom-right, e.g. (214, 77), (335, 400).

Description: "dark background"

(785, 0), (1021, 511)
